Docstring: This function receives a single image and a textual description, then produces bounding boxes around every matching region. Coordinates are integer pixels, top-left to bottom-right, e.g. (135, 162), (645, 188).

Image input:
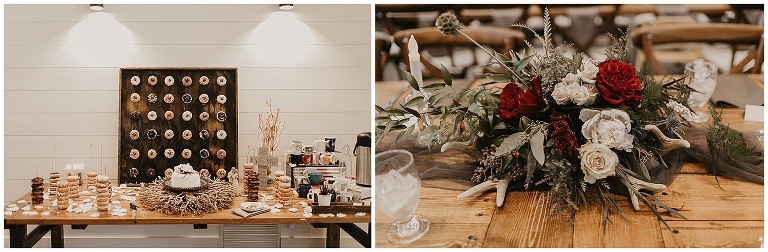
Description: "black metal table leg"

(338, 223), (371, 248)
(8, 224), (27, 248)
(51, 225), (64, 248)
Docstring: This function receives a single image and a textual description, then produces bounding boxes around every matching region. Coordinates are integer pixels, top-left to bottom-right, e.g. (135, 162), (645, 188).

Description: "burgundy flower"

(549, 113), (580, 166)
(595, 60), (643, 107)
(499, 77), (546, 122)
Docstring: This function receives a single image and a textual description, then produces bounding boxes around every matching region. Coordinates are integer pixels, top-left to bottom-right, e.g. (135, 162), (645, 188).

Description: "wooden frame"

(118, 68), (238, 184)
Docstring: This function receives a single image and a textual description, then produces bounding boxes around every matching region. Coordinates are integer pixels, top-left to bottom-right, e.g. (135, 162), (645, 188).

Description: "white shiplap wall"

(4, 4), (371, 248)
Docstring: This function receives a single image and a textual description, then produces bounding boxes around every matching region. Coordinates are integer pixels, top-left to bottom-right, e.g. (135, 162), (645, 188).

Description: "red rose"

(499, 77), (546, 122)
(595, 60), (643, 107)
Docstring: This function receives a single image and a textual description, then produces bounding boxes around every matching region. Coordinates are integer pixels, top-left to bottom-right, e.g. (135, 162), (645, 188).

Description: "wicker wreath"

(140, 177), (235, 215)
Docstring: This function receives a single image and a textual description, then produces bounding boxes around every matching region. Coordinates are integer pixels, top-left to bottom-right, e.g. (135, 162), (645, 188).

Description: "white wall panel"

(4, 4), (371, 248)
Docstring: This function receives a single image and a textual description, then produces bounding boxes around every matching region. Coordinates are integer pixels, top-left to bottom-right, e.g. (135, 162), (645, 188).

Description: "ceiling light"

(90, 4), (104, 11)
(278, 4), (293, 11)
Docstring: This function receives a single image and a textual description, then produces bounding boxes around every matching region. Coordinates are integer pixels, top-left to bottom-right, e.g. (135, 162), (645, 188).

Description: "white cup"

(337, 192), (353, 203)
(318, 194), (332, 206)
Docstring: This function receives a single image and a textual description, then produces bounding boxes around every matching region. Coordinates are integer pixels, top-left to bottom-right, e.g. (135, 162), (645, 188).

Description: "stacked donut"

(31, 177), (45, 204)
(246, 172), (260, 202)
(95, 175), (110, 212)
(49, 172), (60, 201)
(276, 175), (292, 206)
(242, 163), (254, 196)
(57, 181), (69, 210)
(87, 172), (98, 189)
(67, 175), (80, 199)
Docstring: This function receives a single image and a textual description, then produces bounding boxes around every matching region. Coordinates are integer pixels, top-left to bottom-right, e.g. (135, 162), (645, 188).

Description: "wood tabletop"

(374, 75), (764, 248)
(5, 187), (371, 225)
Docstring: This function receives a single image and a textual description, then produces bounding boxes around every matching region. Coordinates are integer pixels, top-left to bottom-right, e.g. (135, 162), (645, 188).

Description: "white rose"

(562, 72), (581, 85)
(569, 84), (598, 106)
(580, 109), (634, 151)
(579, 143), (618, 183)
(578, 58), (599, 84)
(552, 82), (572, 105)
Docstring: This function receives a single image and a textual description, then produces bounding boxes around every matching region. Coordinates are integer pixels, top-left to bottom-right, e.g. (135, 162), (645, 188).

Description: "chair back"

(632, 23), (764, 74)
(393, 26), (526, 79)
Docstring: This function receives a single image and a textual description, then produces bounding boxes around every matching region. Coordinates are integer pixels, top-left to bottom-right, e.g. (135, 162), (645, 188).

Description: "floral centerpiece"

(375, 10), (710, 228)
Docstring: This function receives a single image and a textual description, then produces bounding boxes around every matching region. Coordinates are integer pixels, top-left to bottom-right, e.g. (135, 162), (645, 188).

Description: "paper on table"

(744, 105), (764, 122)
(711, 74), (764, 108)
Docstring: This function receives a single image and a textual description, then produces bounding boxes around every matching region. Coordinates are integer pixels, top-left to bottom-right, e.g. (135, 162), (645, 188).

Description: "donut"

(164, 111), (174, 120)
(147, 93), (158, 104)
(182, 130), (192, 140)
(199, 76), (209, 85)
(200, 149), (210, 159)
(216, 95), (226, 104)
(182, 149), (192, 159)
(130, 93), (141, 103)
(216, 111), (226, 122)
(130, 76), (140, 86)
(200, 169), (210, 179)
(148, 75), (158, 85)
(216, 130), (227, 140)
(216, 149), (227, 159)
(217, 76), (227, 86)
(164, 129), (174, 139)
(199, 94), (209, 104)
(182, 76), (192, 86)
(164, 76), (174, 86)
(181, 93), (192, 104)
(182, 111), (193, 121)
(147, 111), (157, 121)
(50, 171), (61, 179)
(129, 130), (140, 140)
(147, 129), (158, 139)
(216, 168), (227, 179)
(199, 129), (210, 139)
(129, 149), (140, 159)
(164, 149), (175, 158)
(164, 168), (174, 178)
(146, 168), (156, 177)
(147, 149), (157, 159)
(131, 111), (141, 121)
(129, 167), (139, 178)
(164, 94), (174, 104)
(199, 112), (209, 122)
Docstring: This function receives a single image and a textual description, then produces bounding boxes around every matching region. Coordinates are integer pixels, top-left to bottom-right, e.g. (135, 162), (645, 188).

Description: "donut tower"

(67, 175), (80, 199)
(31, 177), (45, 204)
(246, 172), (260, 202)
(276, 175), (292, 206)
(56, 181), (69, 210)
(48, 171), (61, 201)
(86, 172), (98, 189)
(273, 170), (286, 191)
(95, 175), (110, 212)
(242, 162), (254, 196)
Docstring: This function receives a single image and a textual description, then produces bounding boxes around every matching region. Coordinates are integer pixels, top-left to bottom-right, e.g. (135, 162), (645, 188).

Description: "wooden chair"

(375, 32), (393, 81)
(632, 23), (764, 74)
(376, 4), (453, 34)
(393, 26), (526, 79)
(450, 4), (532, 26)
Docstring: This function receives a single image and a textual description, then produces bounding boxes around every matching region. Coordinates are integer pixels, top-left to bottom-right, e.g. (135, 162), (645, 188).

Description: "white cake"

(171, 163), (201, 188)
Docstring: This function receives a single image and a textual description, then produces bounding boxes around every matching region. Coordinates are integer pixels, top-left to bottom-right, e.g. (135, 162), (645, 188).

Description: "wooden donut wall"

(119, 68), (238, 185)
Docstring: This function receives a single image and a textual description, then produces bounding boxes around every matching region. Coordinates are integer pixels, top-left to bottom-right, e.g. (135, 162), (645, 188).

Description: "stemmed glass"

(375, 150), (429, 244)
(685, 59), (718, 122)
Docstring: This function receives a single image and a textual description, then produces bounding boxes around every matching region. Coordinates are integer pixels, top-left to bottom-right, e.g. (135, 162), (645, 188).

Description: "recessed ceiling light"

(90, 4), (104, 11)
(278, 4), (293, 11)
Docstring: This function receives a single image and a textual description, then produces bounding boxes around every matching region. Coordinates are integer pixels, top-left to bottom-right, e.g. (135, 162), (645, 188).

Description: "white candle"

(408, 35), (424, 98)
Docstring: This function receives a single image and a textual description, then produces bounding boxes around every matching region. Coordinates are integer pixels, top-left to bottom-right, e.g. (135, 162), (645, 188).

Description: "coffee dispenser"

(354, 132), (371, 186)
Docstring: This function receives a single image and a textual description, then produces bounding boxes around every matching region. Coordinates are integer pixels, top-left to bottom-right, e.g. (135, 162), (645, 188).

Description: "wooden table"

(4, 187), (371, 248)
(374, 75), (764, 247)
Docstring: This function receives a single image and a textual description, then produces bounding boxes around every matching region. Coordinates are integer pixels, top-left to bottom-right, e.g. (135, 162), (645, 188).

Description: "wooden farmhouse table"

(4, 187), (371, 248)
(374, 75), (764, 247)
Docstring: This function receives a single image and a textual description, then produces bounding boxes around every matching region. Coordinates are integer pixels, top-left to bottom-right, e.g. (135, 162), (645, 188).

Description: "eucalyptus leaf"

(423, 83), (446, 91)
(495, 52), (511, 62)
(468, 103), (483, 117)
(525, 149), (536, 184)
(404, 71), (420, 91)
(375, 116), (392, 123)
(493, 122), (508, 130)
(486, 74), (513, 83)
(495, 132), (527, 156)
(403, 96), (425, 108)
(402, 107), (420, 118)
(530, 130), (546, 165)
(440, 64), (453, 86)
(395, 130), (407, 145)
(419, 125), (438, 138)
(516, 55), (534, 72)
(375, 105), (385, 113)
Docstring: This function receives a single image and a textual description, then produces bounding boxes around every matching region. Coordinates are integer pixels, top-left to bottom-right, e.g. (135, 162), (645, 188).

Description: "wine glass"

(685, 59), (718, 122)
(375, 150), (429, 244)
